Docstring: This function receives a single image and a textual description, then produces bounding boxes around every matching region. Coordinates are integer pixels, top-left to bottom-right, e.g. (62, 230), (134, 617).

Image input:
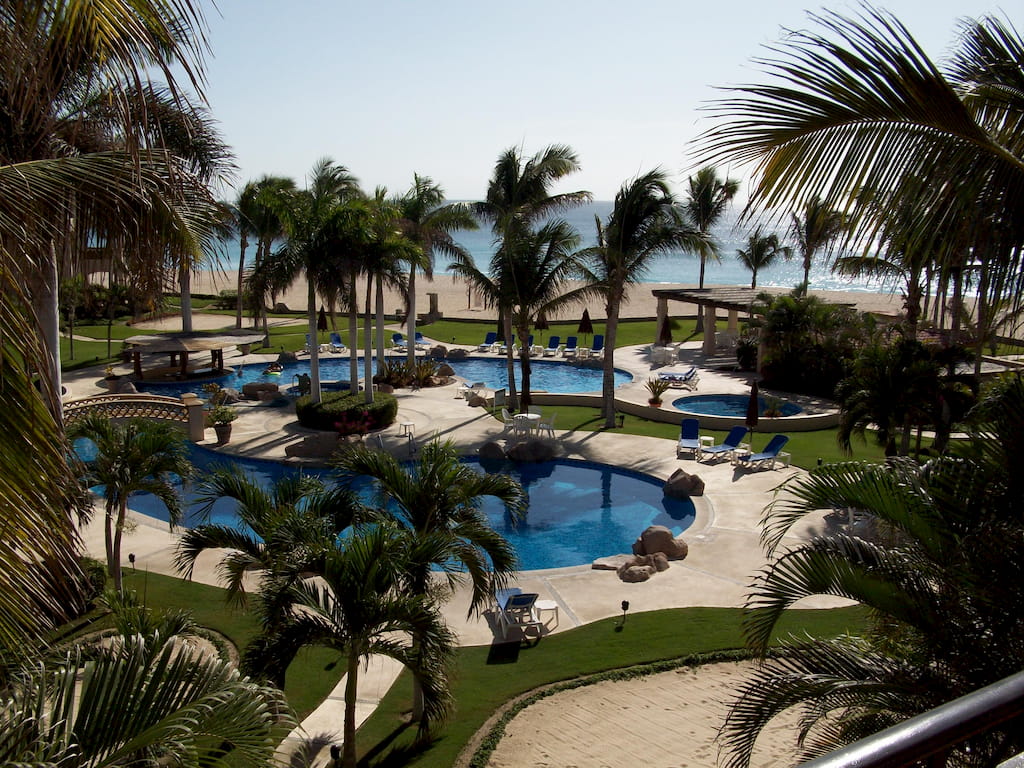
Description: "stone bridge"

(63, 393), (206, 441)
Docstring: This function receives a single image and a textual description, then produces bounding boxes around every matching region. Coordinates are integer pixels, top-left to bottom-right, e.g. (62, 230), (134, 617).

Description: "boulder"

(430, 345), (448, 358)
(437, 363), (455, 377)
(112, 379), (137, 394)
(664, 468), (704, 498)
(277, 350), (298, 364)
(506, 438), (557, 463)
(618, 565), (654, 583)
(592, 554), (634, 571)
(632, 525), (689, 560)
(478, 441), (506, 462)
(242, 382), (280, 400)
(447, 348), (468, 361)
(376, 383), (394, 394)
(466, 394), (488, 408)
(220, 387), (243, 404)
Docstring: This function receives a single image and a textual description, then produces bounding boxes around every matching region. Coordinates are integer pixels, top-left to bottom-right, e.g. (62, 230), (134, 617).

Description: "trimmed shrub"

(295, 390), (398, 432)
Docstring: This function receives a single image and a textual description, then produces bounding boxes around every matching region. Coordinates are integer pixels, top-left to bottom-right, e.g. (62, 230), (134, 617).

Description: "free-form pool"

(672, 393), (803, 417)
(134, 355), (631, 397)
(76, 443), (692, 571)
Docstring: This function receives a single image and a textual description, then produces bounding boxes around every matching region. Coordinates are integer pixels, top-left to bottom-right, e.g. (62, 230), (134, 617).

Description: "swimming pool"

(76, 443), (692, 570)
(134, 355), (631, 397)
(672, 393), (803, 417)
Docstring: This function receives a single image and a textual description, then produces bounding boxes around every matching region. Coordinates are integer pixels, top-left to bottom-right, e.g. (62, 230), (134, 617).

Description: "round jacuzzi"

(671, 393), (803, 417)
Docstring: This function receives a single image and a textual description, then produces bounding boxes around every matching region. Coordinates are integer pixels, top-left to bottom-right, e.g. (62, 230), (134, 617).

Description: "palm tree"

(580, 170), (706, 427)
(333, 440), (526, 719)
(789, 197), (845, 293)
(174, 464), (363, 687)
(68, 415), (192, 593)
(395, 175), (478, 366)
(720, 374), (1024, 768)
(698, 10), (1024, 326)
(471, 144), (591, 409)
(681, 166), (739, 290)
(263, 523), (456, 768)
(736, 227), (792, 289)
(271, 159), (362, 402)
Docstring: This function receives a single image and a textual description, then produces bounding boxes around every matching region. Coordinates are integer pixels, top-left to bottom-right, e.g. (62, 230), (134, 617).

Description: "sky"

(199, 0), (1008, 201)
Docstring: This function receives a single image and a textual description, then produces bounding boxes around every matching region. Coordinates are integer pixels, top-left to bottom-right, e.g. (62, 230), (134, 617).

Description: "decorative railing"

(64, 394), (192, 426)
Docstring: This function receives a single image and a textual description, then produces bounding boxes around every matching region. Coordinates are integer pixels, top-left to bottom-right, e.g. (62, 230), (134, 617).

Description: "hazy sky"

(201, 1), (1007, 201)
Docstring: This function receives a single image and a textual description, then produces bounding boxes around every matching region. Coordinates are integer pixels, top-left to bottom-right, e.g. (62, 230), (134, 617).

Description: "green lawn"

(356, 605), (868, 767)
(419, 316), (701, 350)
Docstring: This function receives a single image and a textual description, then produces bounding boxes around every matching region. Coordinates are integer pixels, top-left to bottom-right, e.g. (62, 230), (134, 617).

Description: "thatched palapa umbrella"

(577, 308), (594, 346)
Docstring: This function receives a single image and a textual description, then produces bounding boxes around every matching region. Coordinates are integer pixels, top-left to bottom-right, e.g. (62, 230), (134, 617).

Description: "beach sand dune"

(192, 270), (904, 324)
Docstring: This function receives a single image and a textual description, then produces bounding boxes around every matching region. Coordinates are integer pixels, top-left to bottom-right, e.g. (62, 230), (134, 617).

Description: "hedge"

(294, 390), (398, 433)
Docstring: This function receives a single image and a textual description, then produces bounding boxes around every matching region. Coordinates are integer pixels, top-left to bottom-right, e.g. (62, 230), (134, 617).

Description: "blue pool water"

(134, 355), (631, 398)
(75, 442), (692, 571)
(672, 394), (803, 417)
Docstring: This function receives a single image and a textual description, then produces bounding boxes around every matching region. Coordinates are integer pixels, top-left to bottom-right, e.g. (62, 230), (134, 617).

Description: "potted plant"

(103, 365), (121, 392)
(208, 405), (238, 444)
(645, 377), (670, 407)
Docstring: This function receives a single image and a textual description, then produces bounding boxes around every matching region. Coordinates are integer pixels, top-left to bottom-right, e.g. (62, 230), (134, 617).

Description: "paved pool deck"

(64, 326), (843, 765)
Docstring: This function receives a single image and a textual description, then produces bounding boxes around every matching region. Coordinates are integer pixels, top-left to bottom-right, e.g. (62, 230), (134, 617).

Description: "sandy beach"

(191, 270), (905, 324)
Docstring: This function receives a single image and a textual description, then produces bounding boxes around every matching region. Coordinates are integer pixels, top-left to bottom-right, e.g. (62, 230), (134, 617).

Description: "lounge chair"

(700, 426), (749, 463)
(477, 331), (498, 351)
(304, 334), (326, 354)
(391, 333), (408, 350)
(735, 434), (791, 470)
(329, 332), (346, 353)
(456, 381), (486, 399)
(496, 335), (515, 355)
(542, 336), (561, 356)
(562, 336), (578, 359)
(527, 335), (543, 355)
(658, 367), (700, 390)
(676, 418), (702, 458)
(495, 590), (543, 640)
(585, 334), (605, 359)
(414, 332), (430, 350)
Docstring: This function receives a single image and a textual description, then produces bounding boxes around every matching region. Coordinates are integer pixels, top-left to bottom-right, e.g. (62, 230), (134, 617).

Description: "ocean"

(213, 201), (887, 294)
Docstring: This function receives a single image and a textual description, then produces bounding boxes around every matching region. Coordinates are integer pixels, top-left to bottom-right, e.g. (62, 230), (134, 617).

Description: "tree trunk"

(363, 279), (374, 405)
(375, 274), (385, 366)
(308, 273), (322, 403)
(235, 234), (248, 329)
(32, 246), (64, 421)
(973, 255), (989, 375)
(503, 312), (518, 411)
(342, 651), (360, 768)
(180, 264), (193, 333)
(517, 320), (532, 410)
(407, 265), (417, 368)
(348, 275), (359, 391)
(603, 296), (621, 428)
(112, 500), (126, 593)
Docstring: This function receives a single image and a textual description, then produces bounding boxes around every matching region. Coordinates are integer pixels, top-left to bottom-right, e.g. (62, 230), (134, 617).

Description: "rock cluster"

(592, 525), (689, 582)
(479, 438), (558, 463)
(242, 382), (279, 401)
(663, 468), (704, 498)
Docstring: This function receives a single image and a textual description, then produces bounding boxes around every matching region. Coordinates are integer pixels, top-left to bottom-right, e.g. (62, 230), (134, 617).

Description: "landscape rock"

(447, 348), (468, 360)
(430, 345), (448, 358)
(466, 394), (488, 408)
(242, 382), (280, 400)
(112, 379), (137, 394)
(506, 438), (557, 463)
(618, 565), (654, 583)
(375, 383), (394, 394)
(277, 351), (298, 364)
(592, 555), (634, 571)
(664, 468), (705, 498)
(632, 525), (689, 560)
(479, 441), (506, 461)
(220, 387), (243, 404)
(437, 363), (455, 377)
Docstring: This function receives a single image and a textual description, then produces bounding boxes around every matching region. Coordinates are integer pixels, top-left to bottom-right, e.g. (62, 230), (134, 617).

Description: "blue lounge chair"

(677, 418), (702, 458)
(562, 336), (578, 359)
(304, 333), (325, 354)
(414, 332), (430, 350)
(391, 333), (408, 349)
(700, 426), (748, 463)
(329, 332), (346, 353)
(587, 334), (605, 358)
(496, 334), (515, 355)
(542, 336), (561, 356)
(658, 366), (700, 391)
(735, 434), (791, 470)
(527, 335), (543, 355)
(495, 590), (542, 639)
(478, 331), (498, 351)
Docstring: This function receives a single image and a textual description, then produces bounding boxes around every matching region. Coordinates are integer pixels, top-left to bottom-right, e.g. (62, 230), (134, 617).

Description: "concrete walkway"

(64, 318), (842, 767)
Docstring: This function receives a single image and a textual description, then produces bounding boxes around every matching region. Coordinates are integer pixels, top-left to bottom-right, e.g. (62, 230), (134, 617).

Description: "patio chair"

(329, 332), (346, 353)
(495, 591), (543, 640)
(735, 434), (791, 470)
(477, 331), (498, 351)
(562, 336), (578, 359)
(542, 336), (561, 356)
(414, 332), (430, 350)
(586, 334), (605, 359)
(391, 332), (408, 350)
(676, 418), (702, 458)
(304, 334), (326, 354)
(700, 426), (748, 463)
(537, 413), (556, 438)
(500, 407), (516, 433)
(658, 367), (700, 390)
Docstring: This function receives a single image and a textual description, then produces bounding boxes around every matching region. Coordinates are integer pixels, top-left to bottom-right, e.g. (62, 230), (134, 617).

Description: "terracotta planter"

(648, 399), (662, 408)
(213, 423), (232, 445)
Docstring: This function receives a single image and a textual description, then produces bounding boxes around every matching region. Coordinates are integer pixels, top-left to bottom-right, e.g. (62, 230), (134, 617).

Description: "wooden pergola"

(651, 288), (762, 354)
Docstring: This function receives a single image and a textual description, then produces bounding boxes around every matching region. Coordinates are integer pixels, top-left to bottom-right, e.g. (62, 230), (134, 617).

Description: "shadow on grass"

(485, 641), (523, 665)
(358, 723), (429, 768)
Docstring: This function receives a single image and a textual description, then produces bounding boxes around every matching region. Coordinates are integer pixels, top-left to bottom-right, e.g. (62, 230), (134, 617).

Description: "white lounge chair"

(495, 591), (543, 640)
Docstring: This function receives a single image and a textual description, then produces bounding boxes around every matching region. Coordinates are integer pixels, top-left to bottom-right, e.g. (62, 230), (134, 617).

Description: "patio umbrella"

(657, 316), (673, 346)
(317, 305), (328, 342)
(577, 308), (594, 346)
(535, 313), (549, 342)
(745, 379), (760, 438)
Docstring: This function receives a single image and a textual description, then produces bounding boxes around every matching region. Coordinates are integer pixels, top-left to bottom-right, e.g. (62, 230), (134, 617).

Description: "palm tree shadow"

(359, 725), (428, 768)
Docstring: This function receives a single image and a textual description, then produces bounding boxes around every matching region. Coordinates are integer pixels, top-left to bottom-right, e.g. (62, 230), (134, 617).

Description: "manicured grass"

(420, 317), (702, 350)
(356, 605), (868, 767)
(118, 570), (344, 720)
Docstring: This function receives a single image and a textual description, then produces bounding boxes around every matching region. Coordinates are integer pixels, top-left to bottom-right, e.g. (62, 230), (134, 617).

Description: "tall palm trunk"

(602, 293), (623, 428)
(179, 264), (193, 332)
(375, 274), (385, 365)
(516, 320), (532, 410)
(112, 500), (128, 594)
(974, 253), (989, 375)
(235, 233), (248, 329)
(503, 312), (518, 411)
(406, 265), (418, 368)
(30, 246), (63, 421)
(348, 274), (359, 391)
(363, 280), (374, 405)
(307, 276), (322, 403)
(342, 651), (360, 768)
